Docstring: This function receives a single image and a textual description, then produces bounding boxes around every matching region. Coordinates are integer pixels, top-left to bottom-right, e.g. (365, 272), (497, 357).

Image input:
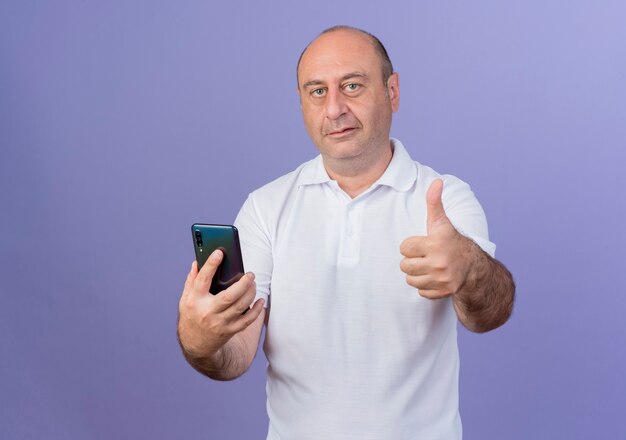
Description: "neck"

(323, 141), (393, 198)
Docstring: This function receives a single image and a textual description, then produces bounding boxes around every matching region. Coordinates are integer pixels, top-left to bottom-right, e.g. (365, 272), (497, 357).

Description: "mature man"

(178, 26), (515, 439)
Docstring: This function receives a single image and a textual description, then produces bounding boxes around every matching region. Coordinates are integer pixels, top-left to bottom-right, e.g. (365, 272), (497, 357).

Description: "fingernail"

(247, 272), (255, 281)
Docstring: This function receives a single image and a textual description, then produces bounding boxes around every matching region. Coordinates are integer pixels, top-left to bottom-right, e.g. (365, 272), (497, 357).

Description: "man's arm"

(451, 237), (515, 333)
(400, 179), (515, 333)
(177, 249), (265, 380)
(178, 309), (266, 380)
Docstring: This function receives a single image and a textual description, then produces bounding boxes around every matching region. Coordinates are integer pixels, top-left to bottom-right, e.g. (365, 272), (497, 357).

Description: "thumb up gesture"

(400, 179), (473, 299)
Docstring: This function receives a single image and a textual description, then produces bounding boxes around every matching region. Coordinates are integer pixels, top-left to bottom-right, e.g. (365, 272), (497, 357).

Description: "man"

(178, 26), (515, 439)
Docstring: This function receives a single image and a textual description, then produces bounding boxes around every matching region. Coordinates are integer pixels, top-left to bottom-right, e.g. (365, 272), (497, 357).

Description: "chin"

(323, 145), (365, 161)
(319, 137), (366, 158)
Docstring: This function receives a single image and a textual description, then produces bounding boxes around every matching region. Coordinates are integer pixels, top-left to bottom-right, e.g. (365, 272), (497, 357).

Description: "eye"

(311, 88), (326, 97)
(344, 83), (360, 92)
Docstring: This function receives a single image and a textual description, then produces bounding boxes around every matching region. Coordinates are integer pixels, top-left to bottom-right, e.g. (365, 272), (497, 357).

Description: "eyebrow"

(301, 72), (369, 90)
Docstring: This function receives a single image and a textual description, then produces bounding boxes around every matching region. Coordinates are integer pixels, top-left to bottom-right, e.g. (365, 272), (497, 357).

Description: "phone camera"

(194, 230), (203, 247)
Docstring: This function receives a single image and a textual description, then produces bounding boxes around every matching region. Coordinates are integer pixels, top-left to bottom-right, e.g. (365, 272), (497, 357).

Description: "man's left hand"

(399, 179), (475, 299)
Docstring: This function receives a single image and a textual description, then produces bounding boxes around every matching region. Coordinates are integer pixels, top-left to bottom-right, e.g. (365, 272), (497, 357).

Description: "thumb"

(426, 179), (448, 234)
(192, 248), (224, 296)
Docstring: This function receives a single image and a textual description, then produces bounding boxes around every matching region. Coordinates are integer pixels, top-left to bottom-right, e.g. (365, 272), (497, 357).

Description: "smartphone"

(191, 224), (245, 295)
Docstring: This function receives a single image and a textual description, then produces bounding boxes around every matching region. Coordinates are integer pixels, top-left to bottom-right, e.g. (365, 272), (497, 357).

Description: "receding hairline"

(296, 25), (394, 86)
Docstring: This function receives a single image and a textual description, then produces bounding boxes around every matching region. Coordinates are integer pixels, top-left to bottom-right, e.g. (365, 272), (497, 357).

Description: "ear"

(387, 72), (400, 112)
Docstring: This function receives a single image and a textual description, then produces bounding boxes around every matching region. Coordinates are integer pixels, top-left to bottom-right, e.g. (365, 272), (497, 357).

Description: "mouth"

(327, 127), (357, 138)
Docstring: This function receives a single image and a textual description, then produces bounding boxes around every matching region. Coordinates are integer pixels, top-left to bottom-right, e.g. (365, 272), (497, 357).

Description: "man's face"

(297, 30), (399, 163)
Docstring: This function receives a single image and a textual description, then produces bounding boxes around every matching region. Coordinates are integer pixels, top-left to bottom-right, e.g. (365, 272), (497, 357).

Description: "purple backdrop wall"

(2, 1), (625, 439)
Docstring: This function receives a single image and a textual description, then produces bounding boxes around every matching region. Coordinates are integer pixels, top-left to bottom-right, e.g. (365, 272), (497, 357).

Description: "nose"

(324, 88), (348, 120)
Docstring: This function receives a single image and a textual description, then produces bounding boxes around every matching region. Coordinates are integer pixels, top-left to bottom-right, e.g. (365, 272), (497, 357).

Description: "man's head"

(296, 26), (400, 166)
(297, 25), (394, 87)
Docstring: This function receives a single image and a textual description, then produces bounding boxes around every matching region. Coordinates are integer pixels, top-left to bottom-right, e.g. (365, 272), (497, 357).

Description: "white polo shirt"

(234, 138), (495, 440)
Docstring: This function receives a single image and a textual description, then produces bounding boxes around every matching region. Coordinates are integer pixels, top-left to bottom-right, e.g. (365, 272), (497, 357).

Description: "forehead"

(298, 30), (381, 85)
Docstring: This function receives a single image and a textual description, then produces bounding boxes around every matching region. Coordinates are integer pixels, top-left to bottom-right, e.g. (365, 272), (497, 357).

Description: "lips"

(327, 127), (356, 136)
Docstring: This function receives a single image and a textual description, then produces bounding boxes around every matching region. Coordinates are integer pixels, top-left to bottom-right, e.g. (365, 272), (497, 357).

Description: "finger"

(405, 273), (435, 290)
(400, 236), (428, 257)
(183, 261), (198, 294)
(192, 249), (223, 296)
(229, 278), (258, 317)
(410, 274), (452, 292)
(426, 179), (447, 234)
(417, 289), (449, 300)
(407, 273), (453, 299)
(400, 256), (431, 276)
(213, 272), (256, 313)
(230, 298), (265, 333)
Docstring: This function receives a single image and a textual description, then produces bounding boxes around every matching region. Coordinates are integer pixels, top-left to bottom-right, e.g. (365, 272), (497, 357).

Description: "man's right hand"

(177, 249), (265, 360)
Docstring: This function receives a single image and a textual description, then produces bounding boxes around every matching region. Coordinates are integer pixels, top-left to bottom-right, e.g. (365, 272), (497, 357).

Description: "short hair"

(297, 25), (394, 86)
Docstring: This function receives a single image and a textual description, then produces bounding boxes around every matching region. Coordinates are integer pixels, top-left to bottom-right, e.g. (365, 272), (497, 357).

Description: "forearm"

(177, 306), (266, 380)
(453, 239), (515, 333)
(178, 333), (254, 381)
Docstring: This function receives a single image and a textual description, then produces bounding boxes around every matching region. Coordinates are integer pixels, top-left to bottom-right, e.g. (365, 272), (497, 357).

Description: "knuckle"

(219, 290), (235, 307)
(440, 267), (454, 285)
(399, 258), (409, 272)
(232, 303), (245, 316)
(399, 241), (409, 256)
(205, 255), (220, 268)
(236, 296), (253, 314)
(179, 296), (194, 313)
(400, 238), (417, 256)
(403, 258), (423, 276)
(244, 312), (257, 326)
(196, 272), (211, 284)
(238, 300), (250, 313)
(432, 255), (448, 271)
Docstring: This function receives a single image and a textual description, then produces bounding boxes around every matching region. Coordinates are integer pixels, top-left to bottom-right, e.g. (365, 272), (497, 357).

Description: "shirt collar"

(297, 154), (332, 186)
(297, 138), (417, 192)
(373, 138), (417, 192)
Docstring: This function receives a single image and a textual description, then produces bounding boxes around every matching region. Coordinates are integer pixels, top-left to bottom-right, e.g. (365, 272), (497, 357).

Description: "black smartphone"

(191, 224), (245, 295)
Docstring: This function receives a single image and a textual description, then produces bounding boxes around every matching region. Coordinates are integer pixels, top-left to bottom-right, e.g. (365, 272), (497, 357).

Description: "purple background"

(2, 1), (625, 439)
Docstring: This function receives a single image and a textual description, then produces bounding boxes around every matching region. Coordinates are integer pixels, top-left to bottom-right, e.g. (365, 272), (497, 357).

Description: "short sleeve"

(441, 175), (497, 258)
(234, 193), (273, 306)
